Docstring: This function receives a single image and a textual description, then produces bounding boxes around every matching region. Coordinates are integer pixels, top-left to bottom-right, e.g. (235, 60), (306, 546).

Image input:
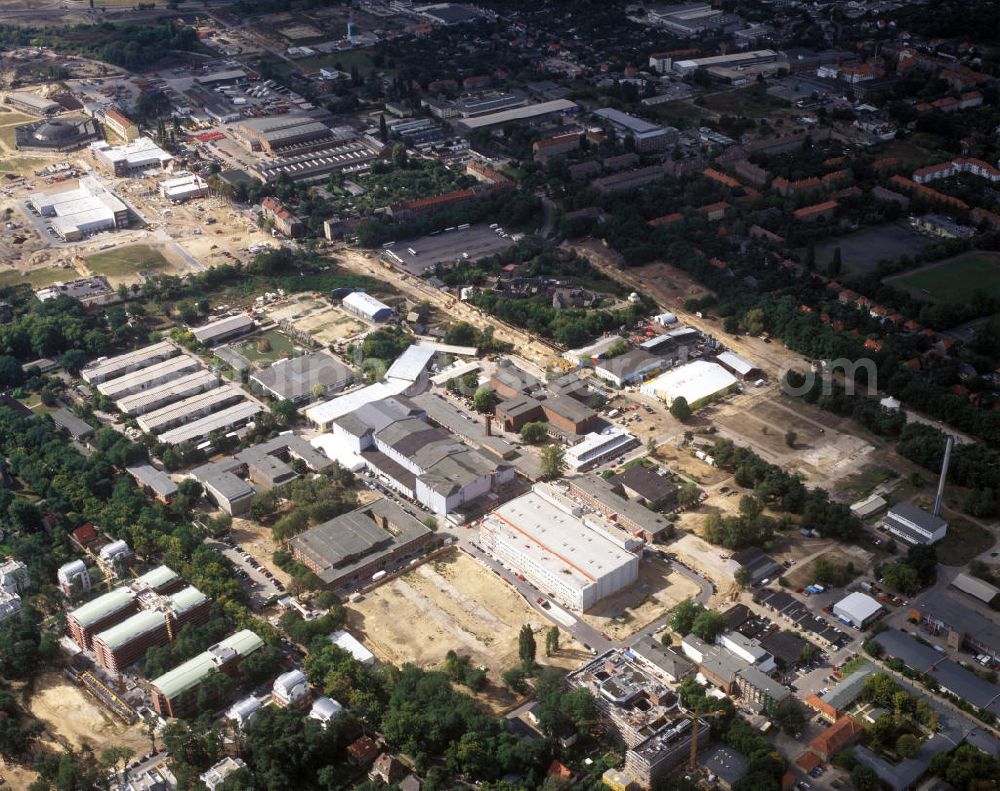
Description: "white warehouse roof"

(343, 291), (392, 319)
(309, 433), (366, 472)
(640, 360), (738, 406)
(834, 592), (882, 624)
(328, 629), (375, 665)
(716, 351), (756, 377)
(305, 379), (409, 427)
(385, 344), (435, 383)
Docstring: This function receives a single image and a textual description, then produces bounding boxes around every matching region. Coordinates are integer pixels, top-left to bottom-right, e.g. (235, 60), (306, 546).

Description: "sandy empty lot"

(27, 672), (149, 755)
(347, 550), (585, 707)
(580, 555), (701, 640)
(349, 551), (543, 671)
(714, 397), (874, 487)
(292, 304), (368, 346)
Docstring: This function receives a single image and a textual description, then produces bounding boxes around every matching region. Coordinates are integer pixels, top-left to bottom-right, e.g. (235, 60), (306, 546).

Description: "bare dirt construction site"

(269, 297), (369, 346)
(580, 555), (701, 640)
(346, 550), (586, 709)
(26, 672), (149, 755)
(711, 394), (875, 487)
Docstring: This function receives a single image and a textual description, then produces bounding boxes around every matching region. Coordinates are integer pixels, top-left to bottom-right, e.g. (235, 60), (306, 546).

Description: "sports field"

(885, 251), (1000, 303)
(86, 244), (171, 278)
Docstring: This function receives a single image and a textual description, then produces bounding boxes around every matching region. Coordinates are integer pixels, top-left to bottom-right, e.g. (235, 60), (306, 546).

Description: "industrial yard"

(578, 555), (702, 641)
(346, 550), (583, 705)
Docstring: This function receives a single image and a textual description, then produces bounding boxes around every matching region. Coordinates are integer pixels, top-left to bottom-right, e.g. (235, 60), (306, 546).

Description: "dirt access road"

(334, 248), (561, 366)
(566, 241), (809, 379)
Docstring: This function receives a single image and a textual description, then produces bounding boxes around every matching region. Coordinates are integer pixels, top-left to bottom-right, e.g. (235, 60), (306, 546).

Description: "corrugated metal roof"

(152, 630), (263, 701)
(69, 587), (134, 628)
(951, 572), (998, 604)
(136, 565), (178, 591)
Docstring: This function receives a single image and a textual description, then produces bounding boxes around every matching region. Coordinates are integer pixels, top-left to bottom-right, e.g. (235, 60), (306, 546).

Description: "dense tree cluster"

(709, 439), (862, 541)
(0, 22), (199, 72)
(668, 599), (727, 642)
(896, 423), (1000, 518)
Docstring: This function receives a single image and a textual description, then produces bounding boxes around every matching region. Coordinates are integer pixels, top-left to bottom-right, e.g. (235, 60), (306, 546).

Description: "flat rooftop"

(486, 490), (637, 587)
(98, 355), (202, 400)
(457, 99), (578, 131)
(81, 341), (176, 384)
(158, 401), (263, 445)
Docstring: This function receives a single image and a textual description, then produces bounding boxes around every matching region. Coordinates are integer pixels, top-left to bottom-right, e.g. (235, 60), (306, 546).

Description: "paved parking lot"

(386, 223), (516, 274)
(208, 537), (284, 604)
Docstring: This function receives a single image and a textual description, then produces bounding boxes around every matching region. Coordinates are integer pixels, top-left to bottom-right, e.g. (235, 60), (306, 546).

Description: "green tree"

(851, 764), (880, 791)
(691, 610), (727, 642)
(545, 627), (559, 656)
(829, 247), (842, 276)
(473, 386), (497, 413)
(734, 567), (753, 589)
(896, 733), (921, 759)
(785, 430), (797, 447)
(518, 624), (536, 671)
(669, 598), (704, 636)
(670, 396), (692, 421)
(539, 444), (566, 481)
(392, 143), (408, 168)
(501, 666), (528, 694)
(271, 399), (297, 425)
(520, 421), (549, 444)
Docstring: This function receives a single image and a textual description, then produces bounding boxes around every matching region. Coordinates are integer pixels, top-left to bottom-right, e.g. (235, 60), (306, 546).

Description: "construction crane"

(664, 708), (729, 770)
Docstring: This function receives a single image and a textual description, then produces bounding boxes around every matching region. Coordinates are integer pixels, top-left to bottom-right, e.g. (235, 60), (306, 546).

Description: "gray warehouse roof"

(51, 408), (94, 439)
(126, 463), (178, 499)
(191, 314), (254, 345)
(250, 352), (354, 402)
(288, 498), (430, 583)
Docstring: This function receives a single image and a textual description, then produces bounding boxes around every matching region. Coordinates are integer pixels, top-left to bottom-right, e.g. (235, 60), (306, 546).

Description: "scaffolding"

(78, 671), (138, 724)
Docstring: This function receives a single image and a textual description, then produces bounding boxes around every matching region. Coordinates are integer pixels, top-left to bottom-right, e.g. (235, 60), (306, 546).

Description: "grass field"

(234, 329), (297, 363)
(85, 244), (170, 278)
(0, 266), (69, 289)
(935, 516), (994, 566)
(270, 48), (383, 78)
(886, 251), (1000, 303)
(816, 224), (934, 273)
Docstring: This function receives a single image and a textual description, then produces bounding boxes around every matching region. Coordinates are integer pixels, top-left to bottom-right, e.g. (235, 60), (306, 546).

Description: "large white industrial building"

(342, 291), (393, 322)
(832, 592), (883, 629)
(160, 173), (209, 202)
(327, 395), (514, 517)
(480, 486), (640, 611)
(29, 176), (129, 241)
(640, 360), (739, 407)
(91, 137), (173, 177)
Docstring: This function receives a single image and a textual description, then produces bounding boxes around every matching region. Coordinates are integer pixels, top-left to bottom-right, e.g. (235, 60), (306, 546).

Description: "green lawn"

(0, 266), (71, 289)
(886, 251), (1000, 303)
(233, 329), (298, 363)
(837, 465), (897, 500)
(85, 244), (171, 278)
(271, 49), (385, 79)
(935, 517), (995, 566)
